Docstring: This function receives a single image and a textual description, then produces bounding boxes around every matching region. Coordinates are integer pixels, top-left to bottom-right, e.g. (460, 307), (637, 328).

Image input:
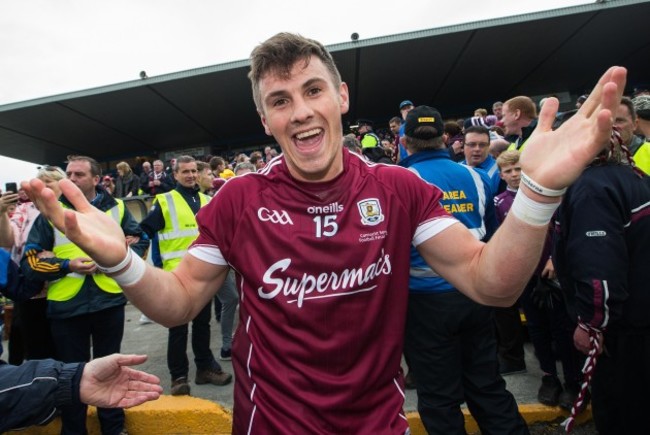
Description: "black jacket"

(554, 164), (650, 330)
(0, 359), (84, 432)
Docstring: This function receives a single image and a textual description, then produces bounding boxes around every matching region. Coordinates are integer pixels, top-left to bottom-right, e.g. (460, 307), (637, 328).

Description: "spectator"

(21, 155), (149, 435)
(0, 350), (161, 433)
(234, 162), (256, 176)
(249, 153), (266, 171)
(139, 156), (232, 396)
(616, 97), (650, 174)
(114, 161), (140, 198)
(492, 101), (504, 120)
(142, 160), (174, 196)
(1, 165), (65, 363)
(502, 96), (538, 151)
(399, 106), (525, 434)
(444, 120), (465, 162)
(102, 175), (115, 196)
(633, 95), (650, 140)
(396, 100), (415, 162)
(461, 125), (502, 195)
(357, 119), (380, 148)
(209, 156), (235, 179)
(554, 129), (650, 434)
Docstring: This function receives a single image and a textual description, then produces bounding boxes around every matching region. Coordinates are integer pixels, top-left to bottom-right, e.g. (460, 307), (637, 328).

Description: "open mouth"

(293, 128), (324, 151)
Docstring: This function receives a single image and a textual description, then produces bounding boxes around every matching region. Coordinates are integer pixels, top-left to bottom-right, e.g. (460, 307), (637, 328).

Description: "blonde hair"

(496, 150), (521, 169)
(37, 165), (66, 181)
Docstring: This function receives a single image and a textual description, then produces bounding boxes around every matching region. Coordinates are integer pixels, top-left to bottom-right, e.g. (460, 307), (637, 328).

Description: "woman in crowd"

(114, 161), (140, 198)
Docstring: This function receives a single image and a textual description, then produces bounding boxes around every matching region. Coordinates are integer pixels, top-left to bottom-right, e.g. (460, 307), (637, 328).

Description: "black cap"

(357, 118), (374, 128)
(404, 106), (444, 139)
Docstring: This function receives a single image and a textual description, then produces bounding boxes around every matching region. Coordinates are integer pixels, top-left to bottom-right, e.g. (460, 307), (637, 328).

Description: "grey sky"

(0, 0), (587, 186)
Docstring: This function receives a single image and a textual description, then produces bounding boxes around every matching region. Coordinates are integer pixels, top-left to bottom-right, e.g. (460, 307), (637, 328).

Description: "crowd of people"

(0, 32), (648, 435)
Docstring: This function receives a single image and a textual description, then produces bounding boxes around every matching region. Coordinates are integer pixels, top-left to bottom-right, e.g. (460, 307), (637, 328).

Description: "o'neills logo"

(258, 250), (392, 308)
(307, 202), (344, 214)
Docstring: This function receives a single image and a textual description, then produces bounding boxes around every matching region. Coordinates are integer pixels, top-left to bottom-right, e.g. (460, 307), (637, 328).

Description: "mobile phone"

(4, 182), (17, 193)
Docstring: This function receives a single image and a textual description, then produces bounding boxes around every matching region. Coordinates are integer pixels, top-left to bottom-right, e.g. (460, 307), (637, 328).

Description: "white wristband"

(520, 172), (567, 197)
(96, 249), (132, 274)
(510, 190), (560, 226)
(111, 253), (147, 287)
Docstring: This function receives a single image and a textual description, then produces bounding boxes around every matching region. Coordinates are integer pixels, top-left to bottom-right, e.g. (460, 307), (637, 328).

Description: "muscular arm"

(121, 255), (229, 327)
(415, 67), (626, 306)
(418, 209), (546, 306)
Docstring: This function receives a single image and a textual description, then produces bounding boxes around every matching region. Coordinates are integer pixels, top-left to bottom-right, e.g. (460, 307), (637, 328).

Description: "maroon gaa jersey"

(190, 149), (455, 434)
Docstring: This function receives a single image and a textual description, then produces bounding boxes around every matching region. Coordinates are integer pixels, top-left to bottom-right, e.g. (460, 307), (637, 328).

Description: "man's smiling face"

(257, 56), (349, 183)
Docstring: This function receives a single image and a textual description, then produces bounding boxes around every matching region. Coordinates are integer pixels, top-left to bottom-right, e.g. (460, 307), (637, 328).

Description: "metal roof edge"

(326, 0), (647, 52)
(1, 0), (646, 112)
(0, 57), (252, 112)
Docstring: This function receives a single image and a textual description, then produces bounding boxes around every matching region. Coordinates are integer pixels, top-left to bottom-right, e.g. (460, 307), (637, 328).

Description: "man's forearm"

(474, 211), (548, 305)
(117, 255), (228, 328)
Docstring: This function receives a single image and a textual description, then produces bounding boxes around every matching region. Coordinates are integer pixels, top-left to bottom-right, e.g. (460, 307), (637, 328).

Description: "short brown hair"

(66, 155), (101, 176)
(249, 33), (342, 111)
(174, 155), (195, 172)
(504, 96), (537, 120)
(196, 161), (210, 172)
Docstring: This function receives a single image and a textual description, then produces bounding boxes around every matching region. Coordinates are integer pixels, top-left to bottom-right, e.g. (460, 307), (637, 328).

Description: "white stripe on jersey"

(256, 156), (283, 175)
(188, 244), (228, 265)
(412, 217), (459, 247)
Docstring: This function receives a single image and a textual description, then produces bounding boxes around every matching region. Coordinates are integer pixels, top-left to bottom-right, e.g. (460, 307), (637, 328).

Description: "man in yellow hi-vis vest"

(139, 156), (232, 396)
(21, 155), (148, 435)
(617, 97), (650, 175)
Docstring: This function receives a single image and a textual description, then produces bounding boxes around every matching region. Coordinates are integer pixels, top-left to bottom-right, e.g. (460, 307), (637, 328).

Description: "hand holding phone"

(5, 182), (18, 194)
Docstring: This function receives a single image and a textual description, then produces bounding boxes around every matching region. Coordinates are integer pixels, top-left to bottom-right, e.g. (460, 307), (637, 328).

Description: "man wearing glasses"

(462, 125), (502, 195)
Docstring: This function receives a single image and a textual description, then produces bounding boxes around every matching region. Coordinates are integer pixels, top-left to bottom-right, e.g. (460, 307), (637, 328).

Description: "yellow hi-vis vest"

(507, 137), (527, 152)
(156, 190), (210, 271)
(633, 142), (650, 175)
(48, 200), (125, 302)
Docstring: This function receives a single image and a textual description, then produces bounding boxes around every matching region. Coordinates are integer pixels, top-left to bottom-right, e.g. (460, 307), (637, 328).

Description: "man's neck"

(84, 189), (97, 203)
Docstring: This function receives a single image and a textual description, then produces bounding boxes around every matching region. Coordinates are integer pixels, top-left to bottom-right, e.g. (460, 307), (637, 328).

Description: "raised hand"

(79, 354), (162, 408)
(519, 66), (627, 192)
(22, 178), (127, 267)
(0, 192), (19, 213)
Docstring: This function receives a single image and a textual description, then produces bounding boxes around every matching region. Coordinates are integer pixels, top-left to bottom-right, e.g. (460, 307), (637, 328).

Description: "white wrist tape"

(111, 253), (147, 287)
(96, 249), (132, 274)
(510, 190), (560, 226)
(520, 172), (567, 197)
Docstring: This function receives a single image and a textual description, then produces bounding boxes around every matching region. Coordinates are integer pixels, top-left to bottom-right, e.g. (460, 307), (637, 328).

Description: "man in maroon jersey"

(24, 33), (626, 434)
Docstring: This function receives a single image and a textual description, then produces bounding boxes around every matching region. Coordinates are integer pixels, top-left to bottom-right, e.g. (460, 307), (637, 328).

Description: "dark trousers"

(493, 304), (525, 368)
(519, 278), (582, 384)
(17, 298), (57, 360)
(404, 291), (529, 435)
(50, 305), (125, 435)
(167, 300), (220, 379)
(591, 327), (650, 435)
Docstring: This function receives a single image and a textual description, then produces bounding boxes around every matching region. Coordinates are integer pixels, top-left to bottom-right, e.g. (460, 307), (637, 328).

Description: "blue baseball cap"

(399, 100), (414, 109)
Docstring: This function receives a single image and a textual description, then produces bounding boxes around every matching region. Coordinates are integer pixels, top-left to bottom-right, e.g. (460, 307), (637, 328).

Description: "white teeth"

(295, 128), (321, 140)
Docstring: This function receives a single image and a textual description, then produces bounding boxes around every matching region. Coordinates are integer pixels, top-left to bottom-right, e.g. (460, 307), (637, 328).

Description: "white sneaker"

(139, 314), (153, 325)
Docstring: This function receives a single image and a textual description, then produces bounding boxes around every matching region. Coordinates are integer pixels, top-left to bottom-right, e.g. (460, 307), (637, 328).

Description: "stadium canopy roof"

(1, 0), (649, 165)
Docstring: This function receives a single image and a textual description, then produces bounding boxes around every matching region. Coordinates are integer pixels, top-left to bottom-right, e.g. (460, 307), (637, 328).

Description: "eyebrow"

(264, 77), (327, 104)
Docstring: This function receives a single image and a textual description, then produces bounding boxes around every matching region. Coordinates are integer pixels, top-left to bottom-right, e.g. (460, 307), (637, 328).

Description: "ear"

(339, 82), (350, 115)
(258, 109), (273, 136)
(515, 109), (521, 120)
